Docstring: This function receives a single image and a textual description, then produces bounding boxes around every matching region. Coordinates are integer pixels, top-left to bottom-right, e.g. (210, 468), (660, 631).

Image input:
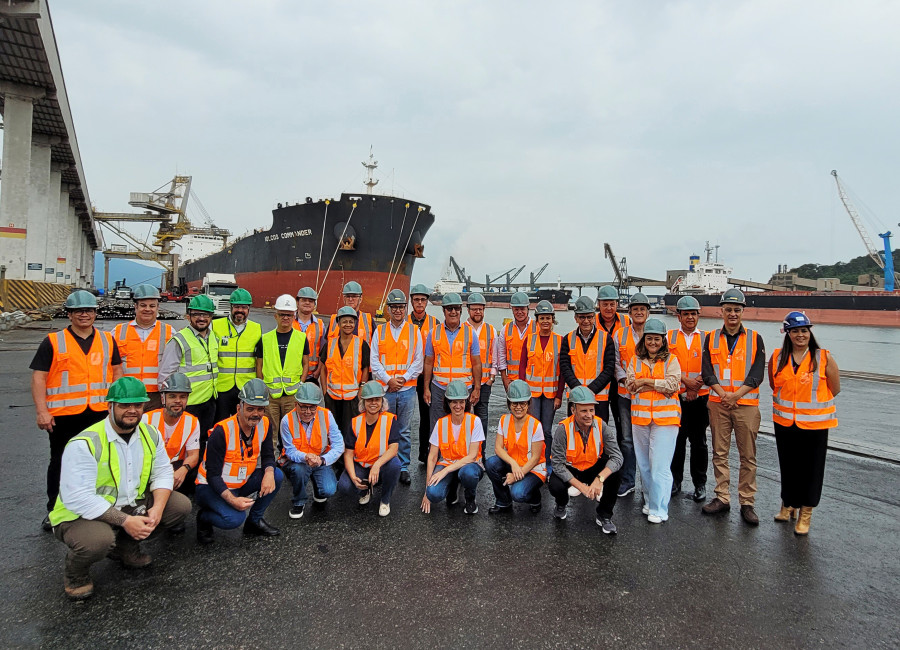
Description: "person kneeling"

(51, 377), (191, 600)
(195, 379), (283, 544)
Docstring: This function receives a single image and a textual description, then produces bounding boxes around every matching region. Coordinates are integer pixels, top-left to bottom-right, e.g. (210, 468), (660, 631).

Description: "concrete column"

(67, 204), (78, 284)
(56, 183), (70, 283)
(25, 141), (53, 281)
(0, 93), (35, 279)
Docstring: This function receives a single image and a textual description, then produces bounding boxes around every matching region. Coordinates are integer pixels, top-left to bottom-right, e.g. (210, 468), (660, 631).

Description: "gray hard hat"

(596, 285), (619, 301)
(409, 283), (430, 297)
(444, 380), (469, 401)
(296, 286), (318, 300)
(386, 289), (407, 305)
(510, 292), (530, 308)
(132, 284), (160, 300)
(442, 292), (463, 307)
(238, 378), (270, 406)
(160, 372), (192, 393)
(294, 382), (322, 405)
(720, 288), (746, 305)
(643, 318), (667, 336)
(342, 281), (363, 295)
(534, 300), (554, 315)
(573, 296), (595, 314)
(336, 306), (358, 320)
(359, 381), (385, 400)
(676, 295), (701, 311)
(466, 293), (486, 306)
(568, 386), (597, 405)
(628, 292), (651, 308)
(506, 380), (532, 403)
(65, 290), (98, 310)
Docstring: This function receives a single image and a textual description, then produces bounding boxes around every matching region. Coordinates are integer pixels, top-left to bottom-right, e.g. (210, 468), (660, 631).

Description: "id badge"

(722, 369), (731, 380)
(220, 336), (229, 345)
(207, 363), (212, 372)
(237, 466), (247, 481)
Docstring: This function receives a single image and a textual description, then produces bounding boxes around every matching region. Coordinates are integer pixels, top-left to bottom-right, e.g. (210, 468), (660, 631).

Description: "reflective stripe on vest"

(566, 329), (609, 402)
(261, 328), (306, 398)
(498, 413), (546, 480)
(667, 330), (709, 397)
(212, 318), (262, 392)
(325, 335), (363, 399)
(46, 328), (114, 415)
(616, 327), (640, 398)
(115, 321), (172, 392)
(630, 357), (682, 426)
(563, 415), (604, 471)
(525, 331), (561, 397)
(284, 407), (331, 456)
(172, 328), (219, 404)
(708, 328), (760, 406)
(293, 317), (323, 369)
(197, 415), (268, 488)
(771, 349), (837, 430)
(376, 322), (418, 389)
(352, 411), (394, 468)
(432, 323), (473, 388)
(143, 408), (197, 462)
(408, 313), (438, 338)
(596, 312), (630, 335)
(328, 311), (373, 342)
(504, 319), (533, 377)
(436, 412), (481, 466)
(472, 322), (496, 385)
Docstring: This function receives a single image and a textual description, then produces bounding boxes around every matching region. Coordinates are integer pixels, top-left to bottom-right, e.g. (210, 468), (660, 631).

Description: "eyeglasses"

(443, 306), (462, 312)
(388, 304), (407, 310)
(296, 404), (317, 411)
(69, 309), (95, 315)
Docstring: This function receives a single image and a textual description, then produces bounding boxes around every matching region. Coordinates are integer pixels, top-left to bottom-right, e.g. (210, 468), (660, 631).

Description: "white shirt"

(369, 321), (424, 391)
(679, 328), (700, 347)
(429, 417), (486, 447)
(58, 417), (174, 520)
(130, 320), (158, 343)
(496, 419), (544, 444)
(468, 320), (499, 377)
(615, 327), (644, 382)
(495, 319), (532, 371)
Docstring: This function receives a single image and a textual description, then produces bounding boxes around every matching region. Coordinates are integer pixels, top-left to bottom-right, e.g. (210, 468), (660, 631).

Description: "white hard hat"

(274, 294), (297, 311)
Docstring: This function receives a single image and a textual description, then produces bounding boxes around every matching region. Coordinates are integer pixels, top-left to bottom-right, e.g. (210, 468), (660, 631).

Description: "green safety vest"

(261, 328), (307, 398)
(171, 327), (219, 404)
(49, 420), (160, 527)
(211, 318), (262, 392)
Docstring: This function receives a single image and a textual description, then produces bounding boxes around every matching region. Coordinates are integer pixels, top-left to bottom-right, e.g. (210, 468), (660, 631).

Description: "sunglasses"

(443, 306), (462, 312)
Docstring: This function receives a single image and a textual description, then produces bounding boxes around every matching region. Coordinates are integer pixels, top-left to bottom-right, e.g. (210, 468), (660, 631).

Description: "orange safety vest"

(503, 319), (534, 378)
(328, 311), (373, 342)
(615, 327), (640, 398)
(667, 329), (709, 397)
(435, 412), (482, 466)
(431, 322), (474, 388)
(283, 406), (332, 456)
(143, 408), (199, 462)
(525, 331), (561, 398)
(596, 312), (630, 336)
(375, 322), (419, 389)
(45, 328), (115, 416)
(471, 321), (496, 385)
(771, 349), (837, 430)
(114, 321), (173, 393)
(707, 328), (761, 406)
(629, 357), (682, 426)
(498, 413), (546, 480)
(561, 414), (604, 471)
(324, 335), (364, 399)
(352, 411), (395, 467)
(293, 316), (324, 370)
(408, 312), (438, 338)
(566, 328), (610, 402)
(197, 414), (269, 489)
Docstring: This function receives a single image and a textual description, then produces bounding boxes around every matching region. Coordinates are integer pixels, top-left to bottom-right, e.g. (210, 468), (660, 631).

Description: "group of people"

(32, 280), (840, 600)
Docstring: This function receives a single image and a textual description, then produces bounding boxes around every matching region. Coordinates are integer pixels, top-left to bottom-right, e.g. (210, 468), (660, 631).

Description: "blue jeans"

(385, 388), (416, 471)
(632, 422), (679, 518)
(425, 463), (484, 503)
(428, 381), (448, 434)
(485, 455), (543, 507)
(195, 467), (284, 529)
(337, 457), (402, 505)
(530, 395), (559, 464)
(616, 395), (637, 490)
(283, 461), (338, 507)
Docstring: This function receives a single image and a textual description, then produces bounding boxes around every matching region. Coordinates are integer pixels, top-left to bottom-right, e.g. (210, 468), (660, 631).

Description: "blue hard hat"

(782, 311), (812, 331)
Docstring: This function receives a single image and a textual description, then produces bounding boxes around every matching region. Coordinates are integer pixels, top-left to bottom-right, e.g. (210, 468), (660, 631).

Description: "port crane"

(484, 265), (525, 292)
(603, 243), (630, 300)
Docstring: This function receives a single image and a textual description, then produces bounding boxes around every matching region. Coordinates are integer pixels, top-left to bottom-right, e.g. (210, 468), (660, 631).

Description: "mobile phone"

(246, 491), (259, 501)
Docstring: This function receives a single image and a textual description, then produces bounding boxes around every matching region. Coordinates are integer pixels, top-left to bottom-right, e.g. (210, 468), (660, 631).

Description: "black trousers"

(547, 454), (621, 519)
(45, 408), (108, 511)
(416, 374), (431, 463)
(609, 390), (623, 443)
(671, 395), (709, 489)
(214, 385), (241, 423)
(324, 394), (356, 439)
(774, 423), (829, 508)
(186, 397), (217, 459)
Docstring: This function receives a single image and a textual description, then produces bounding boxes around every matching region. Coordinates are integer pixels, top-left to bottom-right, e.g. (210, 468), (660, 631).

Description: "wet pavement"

(1, 313), (898, 648)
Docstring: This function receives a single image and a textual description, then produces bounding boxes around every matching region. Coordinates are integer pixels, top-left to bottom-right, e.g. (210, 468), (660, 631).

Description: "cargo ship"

(429, 288), (573, 310)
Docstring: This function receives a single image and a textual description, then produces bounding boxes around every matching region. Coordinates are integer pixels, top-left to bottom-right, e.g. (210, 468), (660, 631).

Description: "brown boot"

(774, 503), (797, 522)
(794, 506), (813, 535)
(701, 498), (730, 515)
(64, 576), (94, 600)
(108, 544), (152, 568)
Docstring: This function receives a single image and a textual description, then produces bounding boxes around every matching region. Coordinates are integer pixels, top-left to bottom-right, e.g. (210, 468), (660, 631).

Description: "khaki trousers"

(266, 393), (297, 454)
(708, 401), (760, 506)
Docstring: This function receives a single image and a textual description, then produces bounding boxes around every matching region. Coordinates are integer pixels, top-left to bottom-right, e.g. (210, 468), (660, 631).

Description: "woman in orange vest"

(625, 319), (681, 524)
(767, 312), (840, 536)
(519, 300), (564, 464)
(320, 306), (370, 437)
(338, 382), (401, 516)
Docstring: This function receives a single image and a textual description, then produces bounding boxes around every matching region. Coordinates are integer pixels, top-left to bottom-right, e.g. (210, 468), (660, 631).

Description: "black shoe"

(244, 518), (280, 537)
(288, 505), (305, 519)
(529, 503), (542, 514)
(196, 514), (214, 545)
(41, 514), (52, 532)
(691, 486), (706, 502)
(399, 470), (411, 486)
(488, 504), (511, 515)
(447, 483), (460, 507)
(464, 498), (478, 515)
(671, 483), (682, 496)
(168, 522), (186, 535)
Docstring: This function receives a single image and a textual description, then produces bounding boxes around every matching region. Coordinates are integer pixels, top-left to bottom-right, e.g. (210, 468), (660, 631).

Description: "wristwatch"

(181, 462), (192, 472)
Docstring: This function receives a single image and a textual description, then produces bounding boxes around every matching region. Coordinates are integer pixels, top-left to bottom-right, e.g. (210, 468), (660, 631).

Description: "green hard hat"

(132, 284), (160, 300)
(65, 290), (97, 310)
(510, 292), (530, 308)
(342, 281), (363, 295)
(409, 283), (430, 296)
(444, 380), (469, 401)
(568, 386), (596, 405)
(597, 285), (619, 301)
(188, 294), (215, 313)
(160, 372), (192, 393)
(506, 379), (532, 403)
(676, 295), (701, 311)
(442, 292), (463, 307)
(359, 381), (385, 399)
(106, 376), (149, 403)
(294, 382), (322, 404)
(336, 306), (358, 320)
(238, 378), (269, 406)
(720, 288), (746, 305)
(386, 289), (407, 305)
(643, 318), (667, 336)
(534, 300), (554, 315)
(466, 293), (486, 306)
(296, 286), (318, 300)
(573, 296), (595, 314)
(628, 292), (651, 308)
(229, 288), (252, 305)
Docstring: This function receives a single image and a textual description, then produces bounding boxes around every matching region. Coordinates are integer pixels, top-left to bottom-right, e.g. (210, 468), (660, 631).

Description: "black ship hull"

(429, 288), (572, 310)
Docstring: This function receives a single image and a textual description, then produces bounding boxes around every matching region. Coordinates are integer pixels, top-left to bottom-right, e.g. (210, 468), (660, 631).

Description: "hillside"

(92, 252), (164, 290)
(790, 248), (899, 285)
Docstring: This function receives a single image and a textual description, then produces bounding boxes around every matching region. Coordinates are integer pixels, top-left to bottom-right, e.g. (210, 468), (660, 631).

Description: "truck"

(201, 273), (238, 317)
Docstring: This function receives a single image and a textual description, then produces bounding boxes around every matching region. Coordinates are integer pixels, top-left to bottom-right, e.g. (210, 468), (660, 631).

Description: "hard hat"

(106, 376), (150, 404)
(510, 292), (530, 307)
(628, 293), (651, 308)
(596, 286), (619, 301)
(534, 300), (554, 315)
(132, 284), (160, 300)
(274, 294), (297, 311)
(643, 318), (667, 336)
(188, 295), (215, 313)
(441, 292), (463, 307)
(409, 283), (430, 297)
(238, 378), (270, 406)
(466, 293), (486, 306)
(573, 296), (595, 314)
(386, 289), (408, 305)
(782, 311), (812, 331)
(720, 288), (746, 305)
(568, 386), (596, 405)
(359, 381), (385, 400)
(444, 380), (469, 401)
(336, 306), (358, 320)
(676, 295), (701, 312)
(506, 379), (532, 403)
(229, 288), (253, 305)
(65, 290), (98, 310)
(160, 372), (193, 393)
(296, 286), (318, 300)
(294, 382), (322, 404)
(342, 281), (363, 295)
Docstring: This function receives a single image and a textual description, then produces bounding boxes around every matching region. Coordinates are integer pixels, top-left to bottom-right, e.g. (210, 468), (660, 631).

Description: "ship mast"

(362, 147), (379, 194)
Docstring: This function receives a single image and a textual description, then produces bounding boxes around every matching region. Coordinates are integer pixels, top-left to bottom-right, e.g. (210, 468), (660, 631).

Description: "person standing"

(294, 287), (326, 383)
(594, 285), (630, 462)
(370, 289), (423, 486)
(701, 288), (765, 526)
(114, 284), (173, 412)
(31, 290), (123, 532)
(497, 291), (533, 390)
(142, 372), (201, 495)
(321, 306), (370, 436)
(465, 293), (498, 441)
(560, 295), (616, 422)
(768, 311), (840, 536)
(520, 300), (563, 463)
(667, 296), (710, 502)
(211, 288), (262, 421)
(408, 283), (439, 465)
(327, 281), (374, 342)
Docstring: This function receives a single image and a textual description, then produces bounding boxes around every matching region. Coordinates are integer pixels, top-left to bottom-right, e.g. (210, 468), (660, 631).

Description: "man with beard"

(497, 291), (534, 391)
(212, 288), (262, 421)
(142, 372), (201, 496)
(294, 286), (326, 383)
(407, 284), (438, 464)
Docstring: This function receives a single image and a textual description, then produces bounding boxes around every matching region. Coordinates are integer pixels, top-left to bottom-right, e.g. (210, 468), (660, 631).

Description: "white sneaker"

(568, 486), (580, 497)
(642, 505), (650, 515)
(648, 514), (663, 524)
(379, 503), (390, 517)
(359, 489), (372, 505)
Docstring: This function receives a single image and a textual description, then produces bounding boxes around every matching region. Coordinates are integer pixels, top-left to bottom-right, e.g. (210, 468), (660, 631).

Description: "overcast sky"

(47, 0), (900, 288)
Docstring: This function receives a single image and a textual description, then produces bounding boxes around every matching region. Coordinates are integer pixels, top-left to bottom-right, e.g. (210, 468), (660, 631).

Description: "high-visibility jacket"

(629, 357), (682, 426)
(261, 328), (307, 398)
(431, 322), (474, 388)
(615, 327), (640, 398)
(471, 322), (496, 386)
(707, 328), (761, 406)
(170, 328), (218, 404)
(503, 319), (534, 378)
(283, 407), (331, 456)
(49, 420), (159, 526)
(211, 318), (261, 392)
(114, 321), (173, 393)
(325, 335), (363, 399)
(498, 413), (546, 480)
(596, 312), (630, 336)
(143, 408), (199, 462)
(771, 349), (837, 430)
(197, 414), (269, 489)
(667, 329), (709, 397)
(45, 328), (115, 416)
(408, 312), (438, 339)
(434, 413), (481, 466)
(566, 328), (610, 402)
(328, 311), (374, 342)
(560, 414), (604, 471)
(352, 411), (395, 467)
(525, 331), (561, 398)
(375, 322), (419, 389)
(293, 316), (324, 371)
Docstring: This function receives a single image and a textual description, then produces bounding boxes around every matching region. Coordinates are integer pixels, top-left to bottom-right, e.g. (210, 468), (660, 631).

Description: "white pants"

(632, 422), (679, 519)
